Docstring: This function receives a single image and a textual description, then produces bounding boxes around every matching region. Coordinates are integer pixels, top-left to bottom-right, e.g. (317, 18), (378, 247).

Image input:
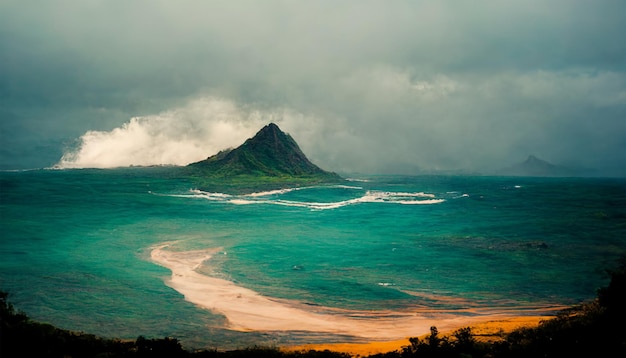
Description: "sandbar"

(150, 244), (562, 343)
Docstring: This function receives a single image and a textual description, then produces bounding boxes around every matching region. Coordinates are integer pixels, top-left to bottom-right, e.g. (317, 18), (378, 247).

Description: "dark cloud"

(1, 1), (625, 175)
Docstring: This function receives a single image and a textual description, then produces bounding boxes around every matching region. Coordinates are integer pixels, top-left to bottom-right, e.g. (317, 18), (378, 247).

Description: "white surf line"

(244, 187), (304, 197)
(150, 244), (545, 340)
(179, 189), (445, 210)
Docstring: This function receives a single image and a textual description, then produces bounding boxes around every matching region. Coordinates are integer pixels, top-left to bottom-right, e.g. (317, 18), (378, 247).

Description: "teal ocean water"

(1, 168), (625, 348)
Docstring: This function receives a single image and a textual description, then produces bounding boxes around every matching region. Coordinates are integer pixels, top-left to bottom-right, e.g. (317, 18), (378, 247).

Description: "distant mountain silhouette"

(188, 123), (339, 181)
(498, 155), (578, 177)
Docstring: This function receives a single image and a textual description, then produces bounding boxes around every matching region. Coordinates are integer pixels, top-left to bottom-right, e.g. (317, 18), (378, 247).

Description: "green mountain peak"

(186, 123), (340, 191)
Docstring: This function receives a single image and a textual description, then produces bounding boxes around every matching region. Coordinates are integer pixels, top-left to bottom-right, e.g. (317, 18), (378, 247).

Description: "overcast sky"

(1, 1), (625, 175)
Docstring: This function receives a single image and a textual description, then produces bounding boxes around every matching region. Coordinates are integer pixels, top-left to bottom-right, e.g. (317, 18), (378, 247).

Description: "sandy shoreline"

(150, 244), (563, 347)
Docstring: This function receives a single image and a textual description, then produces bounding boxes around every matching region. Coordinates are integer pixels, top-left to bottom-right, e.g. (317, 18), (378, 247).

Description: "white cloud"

(56, 98), (273, 168)
(2, 1), (625, 173)
(53, 67), (626, 175)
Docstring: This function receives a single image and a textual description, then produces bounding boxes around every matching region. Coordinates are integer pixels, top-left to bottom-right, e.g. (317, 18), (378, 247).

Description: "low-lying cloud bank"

(3, 2), (625, 174)
(54, 67), (626, 176)
(55, 98), (305, 169)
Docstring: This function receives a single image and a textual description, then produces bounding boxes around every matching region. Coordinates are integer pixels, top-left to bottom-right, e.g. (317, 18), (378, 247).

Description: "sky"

(1, 1), (625, 175)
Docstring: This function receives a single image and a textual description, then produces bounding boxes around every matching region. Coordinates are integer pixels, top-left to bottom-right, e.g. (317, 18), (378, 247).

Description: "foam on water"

(228, 199), (257, 205)
(170, 186), (445, 210)
(245, 187), (305, 197)
(2, 170), (624, 349)
(243, 185), (363, 197)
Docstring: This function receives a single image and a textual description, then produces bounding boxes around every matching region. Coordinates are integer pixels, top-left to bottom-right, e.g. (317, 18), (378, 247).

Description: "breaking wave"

(162, 185), (445, 210)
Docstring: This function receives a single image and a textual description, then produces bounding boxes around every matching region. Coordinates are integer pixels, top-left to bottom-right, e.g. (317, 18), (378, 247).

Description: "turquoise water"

(1, 168), (625, 348)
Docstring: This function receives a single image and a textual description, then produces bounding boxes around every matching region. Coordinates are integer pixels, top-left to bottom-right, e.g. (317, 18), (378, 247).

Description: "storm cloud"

(1, 1), (625, 175)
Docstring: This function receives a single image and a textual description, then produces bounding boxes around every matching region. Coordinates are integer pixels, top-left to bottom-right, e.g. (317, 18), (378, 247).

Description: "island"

(184, 123), (341, 193)
(497, 155), (581, 177)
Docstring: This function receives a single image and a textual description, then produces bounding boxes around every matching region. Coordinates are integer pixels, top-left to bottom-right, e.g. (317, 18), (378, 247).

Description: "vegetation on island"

(182, 123), (341, 194)
(1, 257), (624, 357)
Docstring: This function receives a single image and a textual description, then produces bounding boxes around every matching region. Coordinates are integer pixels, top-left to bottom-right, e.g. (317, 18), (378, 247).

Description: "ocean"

(1, 168), (624, 349)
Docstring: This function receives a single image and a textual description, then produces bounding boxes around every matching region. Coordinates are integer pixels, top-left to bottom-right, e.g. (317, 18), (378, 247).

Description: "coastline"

(150, 244), (564, 348)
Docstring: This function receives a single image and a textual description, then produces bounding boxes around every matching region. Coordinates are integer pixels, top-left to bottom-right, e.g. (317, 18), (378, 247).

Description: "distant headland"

(496, 155), (587, 177)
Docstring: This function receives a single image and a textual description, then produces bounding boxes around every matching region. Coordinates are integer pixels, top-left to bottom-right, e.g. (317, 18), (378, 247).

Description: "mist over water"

(51, 89), (626, 176)
(2, 2), (625, 175)
(1, 169), (624, 349)
(55, 98), (315, 169)
(2, 4), (624, 347)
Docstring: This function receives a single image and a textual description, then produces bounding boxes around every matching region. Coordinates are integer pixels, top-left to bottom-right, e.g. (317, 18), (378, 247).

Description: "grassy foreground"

(1, 257), (624, 357)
